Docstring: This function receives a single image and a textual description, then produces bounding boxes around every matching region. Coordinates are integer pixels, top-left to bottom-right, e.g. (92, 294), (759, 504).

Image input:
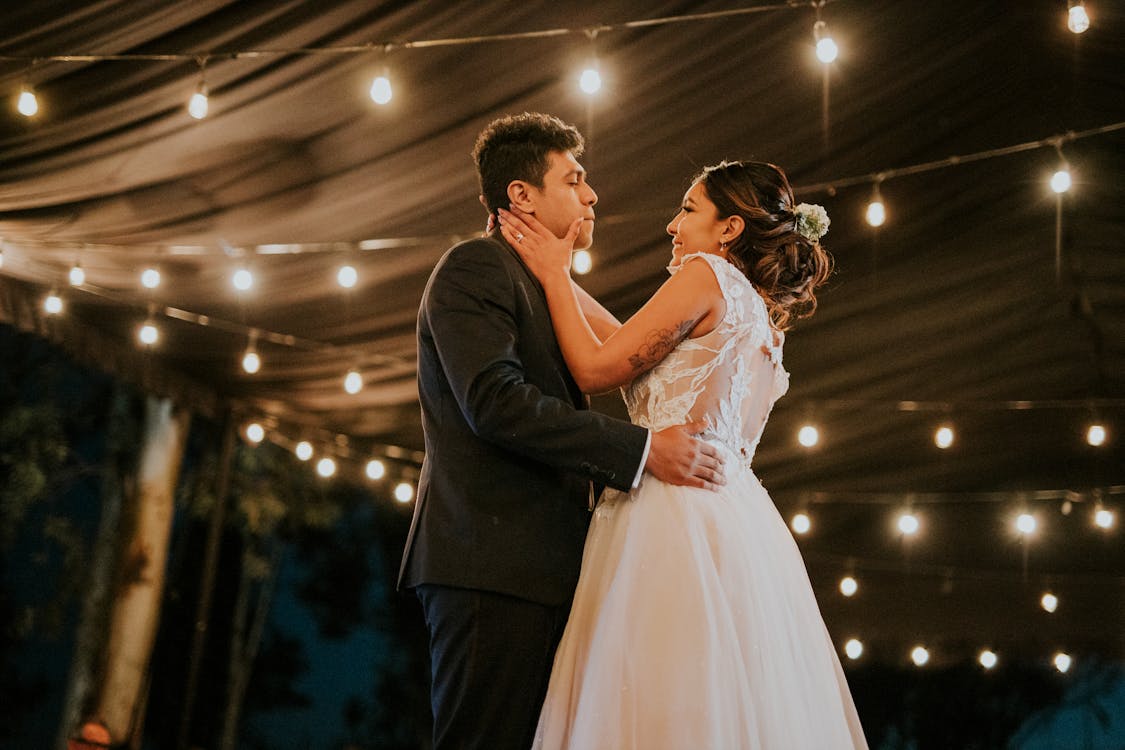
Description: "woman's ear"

(506, 180), (536, 214)
(721, 215), (745, 244)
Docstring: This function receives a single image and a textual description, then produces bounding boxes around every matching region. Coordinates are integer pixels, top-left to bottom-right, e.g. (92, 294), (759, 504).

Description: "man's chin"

(574, 226), (594, 250)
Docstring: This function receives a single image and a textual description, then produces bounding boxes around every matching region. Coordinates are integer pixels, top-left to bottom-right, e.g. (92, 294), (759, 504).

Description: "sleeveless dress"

(533, 253), (868, 749)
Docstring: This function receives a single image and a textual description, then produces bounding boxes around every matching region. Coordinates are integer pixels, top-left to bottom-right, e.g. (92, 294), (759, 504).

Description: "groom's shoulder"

(433, 234), (513, 278)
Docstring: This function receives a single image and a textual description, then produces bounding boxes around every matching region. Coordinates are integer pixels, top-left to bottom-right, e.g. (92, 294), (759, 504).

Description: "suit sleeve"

(424, 242), (647, 492)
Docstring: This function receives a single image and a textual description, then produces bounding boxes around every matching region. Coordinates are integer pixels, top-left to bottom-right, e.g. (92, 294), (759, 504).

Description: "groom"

(398, 112), (724, 750)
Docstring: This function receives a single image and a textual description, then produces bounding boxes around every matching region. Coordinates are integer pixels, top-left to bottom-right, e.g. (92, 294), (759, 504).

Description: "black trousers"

(415, 584), (572, 750)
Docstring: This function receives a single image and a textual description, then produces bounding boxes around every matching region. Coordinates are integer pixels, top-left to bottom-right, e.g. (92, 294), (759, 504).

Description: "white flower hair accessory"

(793, 203), (830, 243)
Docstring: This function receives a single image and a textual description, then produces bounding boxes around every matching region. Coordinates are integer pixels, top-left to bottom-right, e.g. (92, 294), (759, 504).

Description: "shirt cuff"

(631, 429), (652, 489)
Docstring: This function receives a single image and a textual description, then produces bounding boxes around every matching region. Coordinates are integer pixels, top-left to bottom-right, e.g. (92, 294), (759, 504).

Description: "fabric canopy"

(2, 0), (1123, 658)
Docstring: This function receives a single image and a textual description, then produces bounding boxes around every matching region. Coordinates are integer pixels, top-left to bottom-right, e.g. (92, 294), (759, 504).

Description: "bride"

(497, 160), (868, 749)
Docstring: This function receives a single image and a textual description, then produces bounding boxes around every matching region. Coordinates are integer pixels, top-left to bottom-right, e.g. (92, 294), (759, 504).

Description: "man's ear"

(506, 180), (536, 214)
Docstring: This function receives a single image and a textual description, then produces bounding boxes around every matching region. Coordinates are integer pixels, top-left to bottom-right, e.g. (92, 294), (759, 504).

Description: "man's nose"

(584, 183), (598, 206)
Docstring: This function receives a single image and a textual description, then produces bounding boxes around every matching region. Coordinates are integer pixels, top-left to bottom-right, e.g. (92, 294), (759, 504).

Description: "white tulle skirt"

(533, 459), (868, 750)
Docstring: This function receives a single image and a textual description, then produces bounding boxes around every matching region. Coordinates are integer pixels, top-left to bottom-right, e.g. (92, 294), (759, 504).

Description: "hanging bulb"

(579, 67), (602, 94)
(232, 268), (253, 291)
(1050, 168), (1072, 194)
(344, 368), (363, 394)
(316, 457), (337, 478)
(865, 182), (886, 227)
(897, 512), (920, 536)
(790, 512), (811, 535)
(572, 250), (593, 274)
(1016, 512), (1037, 535)
(394, 481), (415, 503)
(844, 639), (863, 660)
(295, 441), (313, 461)
(337, 265), (358, 288)
(1085, 423), (1106, 446)
(245, 422), (265, 443)
(241, 348), (261, 374)
(69, 264), (86, 286)
(1067, 1), (1090, 33)
(814, 20), (838, 64)
(366, 459), (386, 480)
(839, 576), (858, 597)
(17, 85), (39, 117)
(911, 646), (929, 667)
(979, 650), (998, 669)
(44, 292), (64, 315)
(1041, 592), (1059, 613)
(934, 425), (954, 449)
(141, 268), (161, 289)
(798, 424), (819, 447)
(1094, 505), (1115, 530)
(188, 81), (209, 120)
(370, 73), (392, 105)
(1054, 652), (1072, 673)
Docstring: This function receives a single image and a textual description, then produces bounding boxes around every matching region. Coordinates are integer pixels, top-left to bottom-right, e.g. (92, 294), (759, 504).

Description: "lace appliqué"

(623, 253), (789, 467)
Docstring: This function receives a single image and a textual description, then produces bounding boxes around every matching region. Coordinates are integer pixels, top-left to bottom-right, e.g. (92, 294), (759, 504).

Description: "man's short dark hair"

(472, 112), (584, 217)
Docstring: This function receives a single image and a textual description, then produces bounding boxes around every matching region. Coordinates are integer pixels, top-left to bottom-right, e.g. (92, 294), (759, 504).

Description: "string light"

(1067, 1), (1090, 34)
(790, 512), (811, 535)
(138, 318), (159, 346)
(370, 50), (393, 105)
(245, 422), (265, 443)
(797, 424), (819, 447)
(865, 182), (886, 227)
(1094, 506), (1115, 530)
(839, 576), (858, 597)
(813, 18), (838, 64)
(1015, 512), (1037, 536)
(44, 291), (64, 315)
(1053, 652), (1072, 673)
(578, 67), (602, 94)
(934, 425), (954, 449)
(316, 456), (337, 478)
(141, 268), (161, 289)
(365, 459), (386, 480)
(187, 58), (209, 119)
(232, 267), (253, 291)
(394, 481), (414, 503)
(979, 650), (998, 669)
(17, 85), (39, 117)
(68, 263), (85, 286)
(344, 368), (363, 394)
(336, 264), (358, 288)
(572, 249), (593, 274)
(1086, 424), (1106, 446)
(241, 347), (261, 374)
(911, 646), (930, 667)
(295, 440), (313, 461)
(844, 639), (863, 660)
(1040, 592), (1059, 613)
(1050, 168), (1072, 194)
(897, 511), (920, 536)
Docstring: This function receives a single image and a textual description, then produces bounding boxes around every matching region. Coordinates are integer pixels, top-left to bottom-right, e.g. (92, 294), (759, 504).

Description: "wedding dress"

(533, 252), (868, 749)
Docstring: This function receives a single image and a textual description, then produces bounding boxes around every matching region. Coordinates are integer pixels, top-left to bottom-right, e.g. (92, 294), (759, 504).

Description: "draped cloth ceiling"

(1, 1), (1123, 659)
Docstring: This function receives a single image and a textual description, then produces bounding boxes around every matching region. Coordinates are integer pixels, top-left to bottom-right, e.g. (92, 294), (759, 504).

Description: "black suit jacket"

(398, 232), (648, 606)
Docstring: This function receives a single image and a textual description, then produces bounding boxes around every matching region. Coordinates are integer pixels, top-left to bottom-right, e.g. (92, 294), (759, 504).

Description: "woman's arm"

(572, 280), (621, 342)
(499, 208), (723, 394)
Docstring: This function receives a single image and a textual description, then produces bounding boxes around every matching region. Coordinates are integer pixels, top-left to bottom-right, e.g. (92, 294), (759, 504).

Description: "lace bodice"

(623, 252), (789, 466)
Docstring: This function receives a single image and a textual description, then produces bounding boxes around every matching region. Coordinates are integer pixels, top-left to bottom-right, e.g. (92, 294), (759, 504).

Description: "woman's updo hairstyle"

(695, 160), (833, 330)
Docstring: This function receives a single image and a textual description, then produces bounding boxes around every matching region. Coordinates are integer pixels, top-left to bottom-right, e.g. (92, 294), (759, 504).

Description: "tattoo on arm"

(627, 319), (696, 371)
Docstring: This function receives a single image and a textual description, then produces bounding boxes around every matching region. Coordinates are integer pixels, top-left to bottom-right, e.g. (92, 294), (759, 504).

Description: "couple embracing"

(398, 112), (867, 750)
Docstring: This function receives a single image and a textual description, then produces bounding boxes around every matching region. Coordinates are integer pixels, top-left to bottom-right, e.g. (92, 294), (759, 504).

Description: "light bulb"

(245, 423), (265, 443)
(839, 576), (858, 597)
(1054, 652), (1072, 673)
(242, 350), (261, 374)
(1050, 169), (1071, 194)
(366, 459), (386, 480)
(370, 75), (392, 104)
(232, 268), (253, 291)
(295, 441), (313, 461)
(911, 646), (929, 667)
(1067, 2), (1090, 33)
(572, 250), (593, 274)
(1016, 513), (1037, 535)
(138, 322), (159, 346)
(44, 294), (64, 315)
(844, 639), (863, 660)
(1086, 424), (1106, 446)
(394, 481), (415, 502)
(790, 512), (811, 535)
(141, 268), (161, 289)
(579, 68), (602, 94)
(17, 87), (39, 117)
(798, 425), (819, 447)
(316, 457), (337, 478)
(898, 512), (920, 536)
(816, 36), (838, 64)
(188, 83), (209, 120)
(865, 200), (886, 227)
(979, 650), (998, 669)
(934, 426), (954, 449)
(337, 265), (358, 288)
(344, 369), (363, 394)
(68, 265), (85, 286)
(1041, 592), (1058, 613)
(1094, 508), (1114, 529)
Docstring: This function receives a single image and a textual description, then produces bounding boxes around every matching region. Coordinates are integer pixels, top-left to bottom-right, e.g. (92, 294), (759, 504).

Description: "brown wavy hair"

(695, 161), (833, 330)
